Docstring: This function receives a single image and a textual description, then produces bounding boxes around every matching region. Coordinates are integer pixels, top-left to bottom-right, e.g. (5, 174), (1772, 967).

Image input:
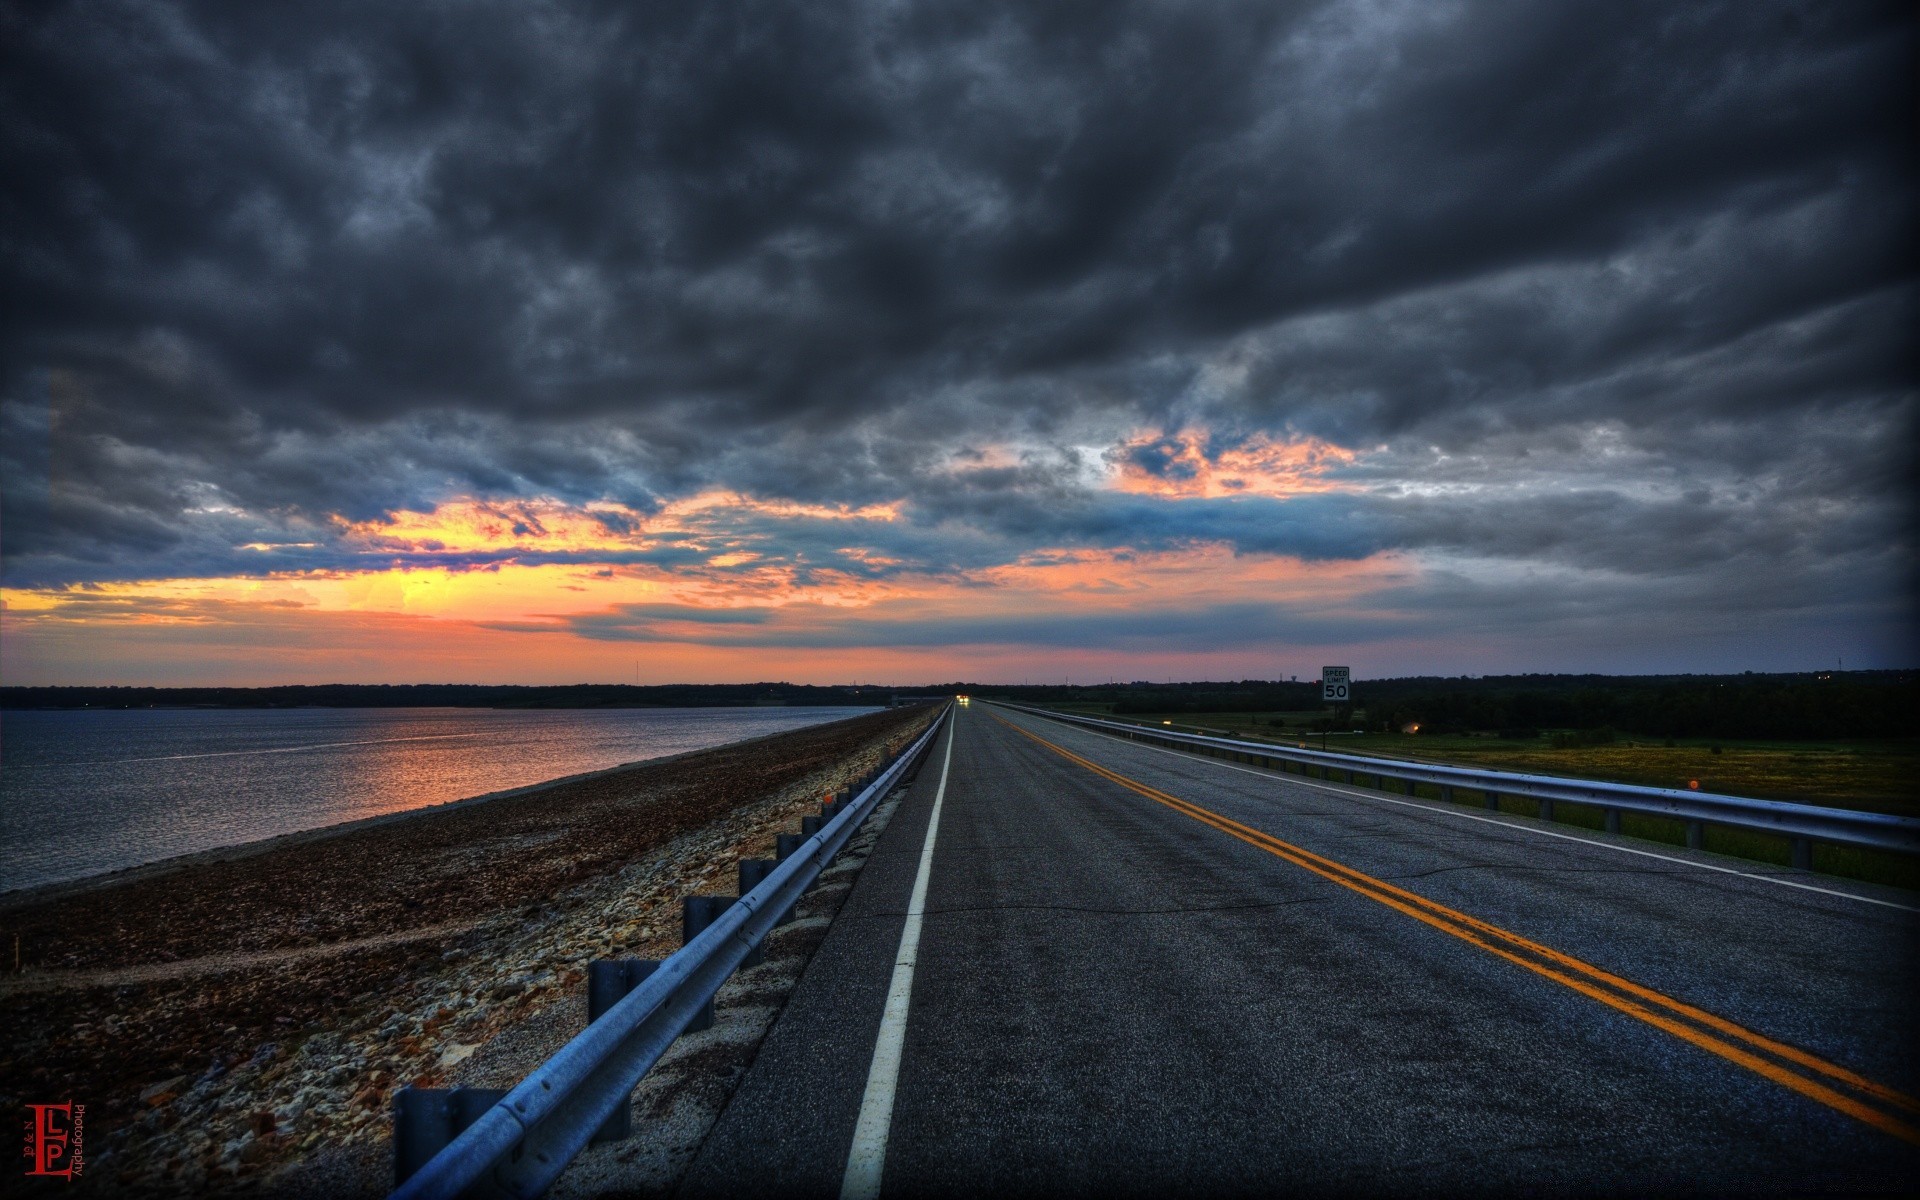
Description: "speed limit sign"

(1321, 666), (1350, 702)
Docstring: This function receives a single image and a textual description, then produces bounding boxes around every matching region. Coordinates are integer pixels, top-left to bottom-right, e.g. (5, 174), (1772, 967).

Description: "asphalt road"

(681, 701), (1919, 1197)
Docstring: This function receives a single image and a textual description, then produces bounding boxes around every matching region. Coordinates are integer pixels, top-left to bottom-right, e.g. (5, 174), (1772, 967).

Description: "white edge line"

(1009, 709), (1920, 916)
(841, 709), (956, 1200)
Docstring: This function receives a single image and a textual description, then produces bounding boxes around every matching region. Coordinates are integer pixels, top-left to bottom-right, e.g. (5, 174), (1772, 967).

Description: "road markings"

(997, 714), (1920, 1146)
(842, 710), (957, 1199)
(1071, 718), (1920, 914)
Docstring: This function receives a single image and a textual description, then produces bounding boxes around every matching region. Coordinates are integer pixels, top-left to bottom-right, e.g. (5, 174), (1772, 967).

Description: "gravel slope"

(0, 704), (934, 1196)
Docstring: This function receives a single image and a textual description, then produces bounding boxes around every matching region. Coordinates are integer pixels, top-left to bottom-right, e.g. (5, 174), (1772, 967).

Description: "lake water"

(0, 706), (876, 894)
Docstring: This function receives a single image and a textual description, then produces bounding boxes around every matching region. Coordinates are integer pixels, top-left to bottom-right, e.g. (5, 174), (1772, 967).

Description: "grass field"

(1044, 703), (1920, 889)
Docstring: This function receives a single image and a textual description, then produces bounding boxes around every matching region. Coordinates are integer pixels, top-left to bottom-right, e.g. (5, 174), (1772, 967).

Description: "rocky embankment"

(0, 705), (935, 1195)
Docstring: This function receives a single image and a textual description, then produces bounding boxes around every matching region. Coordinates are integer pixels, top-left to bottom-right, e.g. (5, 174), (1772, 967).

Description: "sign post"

(1320, 667), (1350, 752)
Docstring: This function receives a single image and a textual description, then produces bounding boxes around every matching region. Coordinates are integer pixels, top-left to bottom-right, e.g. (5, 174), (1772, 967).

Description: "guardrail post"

(1604, 809), (1621, 834)
(1439, 785), (1454, 805)
(1686, 820), (1705, 850)
(585, 960), (662, 1141)
(680, 898), (731, 1031)
(393, 1086), (509, 1186)
(1791, 837), (1812, 870)
(1539, 798), (1555, 822)
(737, 861), (776, 963)
(739, 857), (776, 894)
(1485, 791), (1500, 812)
(588, 959), (660, 1026)
(775, 834), (806, 920)
(802, 814), (825, 837)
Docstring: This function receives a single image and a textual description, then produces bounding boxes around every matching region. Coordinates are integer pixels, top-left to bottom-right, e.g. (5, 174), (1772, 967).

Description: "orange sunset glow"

(336, 492), (903, 557)
(4, 413), (1407, 684)
(1, 430), (1424, 685)
(1110, 429), (1358, 499)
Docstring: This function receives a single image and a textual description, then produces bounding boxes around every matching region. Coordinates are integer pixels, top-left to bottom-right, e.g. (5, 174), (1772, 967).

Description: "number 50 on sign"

(1321, 666), (1350, 702)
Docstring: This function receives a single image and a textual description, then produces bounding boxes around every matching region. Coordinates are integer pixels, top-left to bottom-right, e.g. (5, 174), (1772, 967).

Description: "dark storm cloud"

(2, 0), (1913, 634)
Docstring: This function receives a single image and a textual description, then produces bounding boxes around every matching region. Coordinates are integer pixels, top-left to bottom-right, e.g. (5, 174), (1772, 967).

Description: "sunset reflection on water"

(0, 706), (873, 893)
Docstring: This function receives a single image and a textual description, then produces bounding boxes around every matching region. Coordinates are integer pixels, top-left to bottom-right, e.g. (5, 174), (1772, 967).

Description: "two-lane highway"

(682, 701), (1918, 1196)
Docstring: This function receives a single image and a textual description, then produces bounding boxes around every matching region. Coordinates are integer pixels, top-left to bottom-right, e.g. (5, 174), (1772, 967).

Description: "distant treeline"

(0, 683), (897, 710)
(953, 672), (1918, 741)
(1362, 676), (1917, 741)
(9, 675), (1914, 739)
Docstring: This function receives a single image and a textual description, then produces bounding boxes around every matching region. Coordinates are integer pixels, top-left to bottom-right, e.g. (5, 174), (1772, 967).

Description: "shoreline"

(0, 704), (939, 1192)
(0, 715), (862, 911)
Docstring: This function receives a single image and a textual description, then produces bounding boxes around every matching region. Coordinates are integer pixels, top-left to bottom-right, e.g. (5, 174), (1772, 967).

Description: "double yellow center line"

(995, 714), (1920, 1145)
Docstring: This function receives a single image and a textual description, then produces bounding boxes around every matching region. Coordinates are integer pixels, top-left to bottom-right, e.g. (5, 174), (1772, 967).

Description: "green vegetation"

(1069, 709), (1917, 816)
(1043, 704), (1920, 891)
(1011, 671), (1919, 816)
(1341, 733), (1919, 817)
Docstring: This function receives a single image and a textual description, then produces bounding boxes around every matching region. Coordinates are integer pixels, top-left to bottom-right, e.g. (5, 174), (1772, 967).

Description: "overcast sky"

(2, 0), (1913, 685)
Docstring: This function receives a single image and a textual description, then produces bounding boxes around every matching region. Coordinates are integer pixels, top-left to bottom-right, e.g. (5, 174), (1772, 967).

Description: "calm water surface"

(0, 706), (874, 893)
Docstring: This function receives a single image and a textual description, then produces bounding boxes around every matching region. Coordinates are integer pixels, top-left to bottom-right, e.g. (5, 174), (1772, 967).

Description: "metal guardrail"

(390, 705), (949, 1200)
(992, 702), (1920, 862)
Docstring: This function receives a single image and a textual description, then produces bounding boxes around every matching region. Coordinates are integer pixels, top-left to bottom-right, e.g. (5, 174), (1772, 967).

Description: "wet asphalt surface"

(682, 703), (1919, 1197)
